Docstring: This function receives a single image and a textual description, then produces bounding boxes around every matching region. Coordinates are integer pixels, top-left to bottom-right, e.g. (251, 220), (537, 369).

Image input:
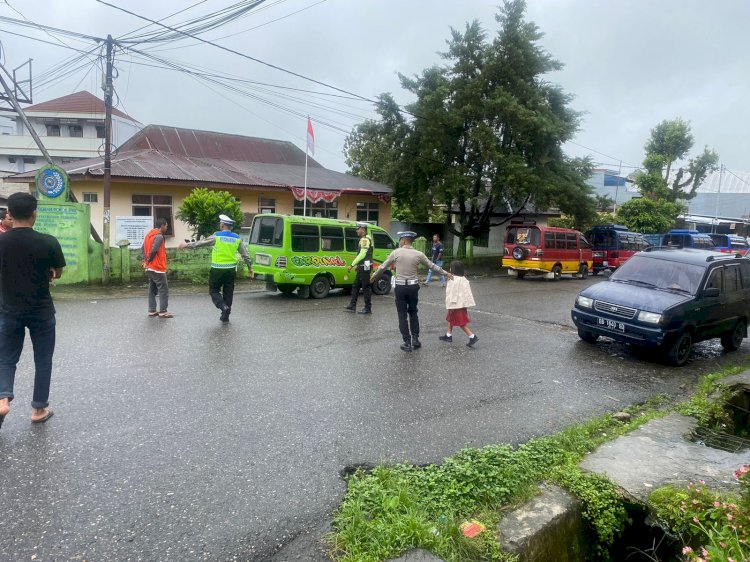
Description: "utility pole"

(713, 163), (724, 234)
(0, 62), (53, 167)
(102, 35), (114, 284)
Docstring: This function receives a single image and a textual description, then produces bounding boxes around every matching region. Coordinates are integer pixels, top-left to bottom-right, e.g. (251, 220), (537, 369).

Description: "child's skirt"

(446, 307), (471, 327)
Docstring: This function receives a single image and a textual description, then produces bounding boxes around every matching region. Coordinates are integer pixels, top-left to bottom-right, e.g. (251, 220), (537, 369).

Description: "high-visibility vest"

(211, 231), (241, 269)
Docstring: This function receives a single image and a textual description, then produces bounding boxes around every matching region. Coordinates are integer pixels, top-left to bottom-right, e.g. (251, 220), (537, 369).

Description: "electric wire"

(150, 0), (328, 52)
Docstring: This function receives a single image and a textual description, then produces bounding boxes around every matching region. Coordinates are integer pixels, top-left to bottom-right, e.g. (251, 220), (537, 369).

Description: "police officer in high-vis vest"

(179, 214), (254, 322)
(344, 222), (374, 314)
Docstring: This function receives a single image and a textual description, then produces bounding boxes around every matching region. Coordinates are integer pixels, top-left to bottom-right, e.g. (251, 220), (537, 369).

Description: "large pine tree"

(345, 0), (596, 242)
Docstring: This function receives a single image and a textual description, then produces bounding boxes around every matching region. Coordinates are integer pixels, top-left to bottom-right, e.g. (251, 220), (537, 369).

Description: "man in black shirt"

(0, 192), (66, 429)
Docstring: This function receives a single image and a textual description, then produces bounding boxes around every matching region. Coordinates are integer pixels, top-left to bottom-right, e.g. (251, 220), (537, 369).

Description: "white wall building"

(0, 90), (141, 180)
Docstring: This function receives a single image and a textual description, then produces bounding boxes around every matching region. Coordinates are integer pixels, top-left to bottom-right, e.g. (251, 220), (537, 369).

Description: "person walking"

(0, 208), (13, 233)
(423, 234), (445, 287)
(143, 218), (172, 318)
(439, 260), (478, 347)
(179, 214), (253, 322)
(345, 222), (375, 314)
(0, 192), (65, 429)
(371, 231), (452, 352)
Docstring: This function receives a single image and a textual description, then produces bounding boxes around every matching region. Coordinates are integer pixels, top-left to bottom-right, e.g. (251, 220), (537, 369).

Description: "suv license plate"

(598, 318), (625, 331)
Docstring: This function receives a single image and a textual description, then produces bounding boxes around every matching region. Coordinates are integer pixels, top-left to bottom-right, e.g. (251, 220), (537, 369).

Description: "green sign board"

(34, 202), (91, 284)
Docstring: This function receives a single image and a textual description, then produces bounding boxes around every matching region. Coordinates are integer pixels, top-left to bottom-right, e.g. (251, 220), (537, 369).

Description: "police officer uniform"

(372, 231), (451, 352)
(345, 221), (374, 314)
(181, 214), (253, 322)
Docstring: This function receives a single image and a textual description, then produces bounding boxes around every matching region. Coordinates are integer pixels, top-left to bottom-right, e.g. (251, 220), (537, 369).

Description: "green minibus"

(248, 214), (396, 298)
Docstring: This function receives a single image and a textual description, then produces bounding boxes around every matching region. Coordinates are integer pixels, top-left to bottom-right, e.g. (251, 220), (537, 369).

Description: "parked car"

(585, 224), (651, 275)
(709, 233), (750, 256)
(661, 229), (714, 250)
(571, 248), (750, 366)
(502, 223), (593, 280)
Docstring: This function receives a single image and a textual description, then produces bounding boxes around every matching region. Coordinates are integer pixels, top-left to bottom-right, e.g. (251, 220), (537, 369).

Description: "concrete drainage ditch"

(389, 373), (750, 562)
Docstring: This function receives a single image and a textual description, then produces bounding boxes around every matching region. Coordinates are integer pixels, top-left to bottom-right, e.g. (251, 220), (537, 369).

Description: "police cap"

(397, 231), (418, 239)
(219, 214), (235, 226)
(355, 221), (368, 230)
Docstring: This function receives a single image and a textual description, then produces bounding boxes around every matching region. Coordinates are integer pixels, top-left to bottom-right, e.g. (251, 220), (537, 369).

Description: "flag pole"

(304, 141), (308, 217)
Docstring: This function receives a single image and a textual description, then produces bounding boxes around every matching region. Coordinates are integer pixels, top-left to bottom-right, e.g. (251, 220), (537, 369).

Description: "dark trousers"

(147, 270), (169, 312)
(209, 267), (236, 310)
(0, 313), (56, 408)
(395, 284), (419, 342)
(349, 266), (372, 310)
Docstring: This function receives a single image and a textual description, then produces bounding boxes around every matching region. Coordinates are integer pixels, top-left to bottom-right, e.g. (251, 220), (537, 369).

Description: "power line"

(151, 0), (328, 51)
(96, 0), (382, 106)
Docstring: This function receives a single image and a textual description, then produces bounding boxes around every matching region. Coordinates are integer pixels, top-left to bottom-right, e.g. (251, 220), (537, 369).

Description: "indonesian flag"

(306, 117), (315, 155)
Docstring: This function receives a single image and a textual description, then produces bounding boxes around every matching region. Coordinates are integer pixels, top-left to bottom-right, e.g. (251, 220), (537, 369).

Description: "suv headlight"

(576, 295), (593, 309)
(637, 311), (662, 324)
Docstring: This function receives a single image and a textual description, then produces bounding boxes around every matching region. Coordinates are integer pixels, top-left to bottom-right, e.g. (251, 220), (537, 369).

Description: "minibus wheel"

(551, 265), (562, 281)
(578, 264), (588, 279)
(310, 275), (331, 299)
(372, 273), (392, 295)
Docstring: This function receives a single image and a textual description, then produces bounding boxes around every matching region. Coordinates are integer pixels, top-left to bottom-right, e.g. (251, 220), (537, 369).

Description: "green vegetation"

(176, 187), (244, 240)
(676, 365), (746, 429)
(649, 471), (750, 562)
(345, 0), (596, 243)
(327, 396), (670, 561)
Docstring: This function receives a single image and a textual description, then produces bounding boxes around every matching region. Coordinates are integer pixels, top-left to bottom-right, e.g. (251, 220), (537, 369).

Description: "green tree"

(635, 118), (719, 202)
(176, 188), (243, 239)
(344, 0), (596, 243)
(615, 198), (685, 234)
(594, 194), (614, 212)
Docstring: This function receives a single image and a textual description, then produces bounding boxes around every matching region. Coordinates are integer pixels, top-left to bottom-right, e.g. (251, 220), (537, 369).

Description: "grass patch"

(676, 364), (747, 430)
(327, 397), (670, 561)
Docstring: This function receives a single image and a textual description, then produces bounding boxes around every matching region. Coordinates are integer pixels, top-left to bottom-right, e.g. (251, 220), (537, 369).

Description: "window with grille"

(259, 197), (276, 214)
(355, 202), (378, 224)
(132, 194), (173, 235)
(293, 199), (338, 218)
(69, 125), (83, 138)
(46, 124), (60, 137)
(83, 192), (98, 204)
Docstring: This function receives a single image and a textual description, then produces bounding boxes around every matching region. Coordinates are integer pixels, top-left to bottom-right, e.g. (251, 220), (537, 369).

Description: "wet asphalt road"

(1, 273), (748, 561)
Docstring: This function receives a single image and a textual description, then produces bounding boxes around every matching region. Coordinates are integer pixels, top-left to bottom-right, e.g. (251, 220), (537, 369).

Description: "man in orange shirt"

(142, 218), (172, 318)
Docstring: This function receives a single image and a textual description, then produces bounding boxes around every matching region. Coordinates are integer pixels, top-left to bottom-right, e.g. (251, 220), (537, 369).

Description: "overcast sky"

(1, 0), (748, 176)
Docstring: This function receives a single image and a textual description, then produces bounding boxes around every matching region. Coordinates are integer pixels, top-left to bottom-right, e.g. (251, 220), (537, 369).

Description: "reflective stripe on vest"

(211, 231), (241, 268)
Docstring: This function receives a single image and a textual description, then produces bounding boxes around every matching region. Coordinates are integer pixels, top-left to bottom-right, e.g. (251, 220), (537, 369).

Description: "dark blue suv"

(571, 248), (750, 365)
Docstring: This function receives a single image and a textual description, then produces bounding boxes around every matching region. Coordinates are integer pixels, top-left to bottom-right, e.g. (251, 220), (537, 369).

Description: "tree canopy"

(634, 118), (719, 202)
(614, 197), (685, 234)
(344, 0), (596, 238)
(176, 188), (243, 239)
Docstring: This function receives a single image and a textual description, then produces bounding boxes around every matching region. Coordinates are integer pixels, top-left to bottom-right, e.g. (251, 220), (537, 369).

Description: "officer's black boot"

(412, 335), (421, 349)
(400, 339), (412, 352)
(220, 305), (230, 322)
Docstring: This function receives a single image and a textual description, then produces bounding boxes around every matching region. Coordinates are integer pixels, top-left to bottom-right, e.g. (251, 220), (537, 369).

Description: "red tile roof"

(24, 91), (138, 121)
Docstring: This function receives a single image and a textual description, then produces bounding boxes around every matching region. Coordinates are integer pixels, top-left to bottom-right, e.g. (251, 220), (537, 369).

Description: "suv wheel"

(665, 332), (692, 366)
(721, 319), (746, 351)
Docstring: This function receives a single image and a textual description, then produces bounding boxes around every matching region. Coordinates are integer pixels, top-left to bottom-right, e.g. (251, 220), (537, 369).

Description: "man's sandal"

(158, 311), (174, 318)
